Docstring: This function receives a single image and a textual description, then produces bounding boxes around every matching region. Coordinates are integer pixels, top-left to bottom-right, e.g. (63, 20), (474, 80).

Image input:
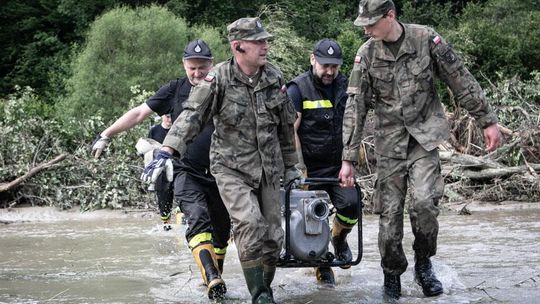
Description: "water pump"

(278, 177), (363, 268)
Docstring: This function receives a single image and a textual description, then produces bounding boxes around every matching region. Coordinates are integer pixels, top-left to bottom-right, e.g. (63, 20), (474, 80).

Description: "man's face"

(362, 15), (392, 41)
(183, 58), (213, 85)
(310, 55), (340, 85)
(237, 39), (269, 68)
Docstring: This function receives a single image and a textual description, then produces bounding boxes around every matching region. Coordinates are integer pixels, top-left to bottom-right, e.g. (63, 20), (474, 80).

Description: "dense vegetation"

(1, 0), (538, 210)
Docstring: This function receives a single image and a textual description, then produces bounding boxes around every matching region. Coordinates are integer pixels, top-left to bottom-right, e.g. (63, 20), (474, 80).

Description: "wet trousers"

(213, 168), (283, 266)
(310, 184), (361, 225)
(373, 139), (444, 275)
(174, 170), (231, 250)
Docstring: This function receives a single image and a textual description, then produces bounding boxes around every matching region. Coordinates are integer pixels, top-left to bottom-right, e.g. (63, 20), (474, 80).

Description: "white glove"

(140, 150), (174, 183)
(91, 134), (110, 159)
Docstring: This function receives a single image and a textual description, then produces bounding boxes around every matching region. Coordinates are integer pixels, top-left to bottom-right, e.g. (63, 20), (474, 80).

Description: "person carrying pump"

(287, 38), (362, 287)
(91, 39), (231, 300)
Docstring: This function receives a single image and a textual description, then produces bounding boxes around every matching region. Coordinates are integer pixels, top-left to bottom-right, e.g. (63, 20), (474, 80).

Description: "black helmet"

(183, 39), (213, 60)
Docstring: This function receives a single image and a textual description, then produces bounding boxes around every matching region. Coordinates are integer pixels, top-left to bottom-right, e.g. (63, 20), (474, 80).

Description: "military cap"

(183, 39), (213, 60)
(313, 39), (343, 65)
(354, 0), (395, 27)
(227, 17), (273, 42)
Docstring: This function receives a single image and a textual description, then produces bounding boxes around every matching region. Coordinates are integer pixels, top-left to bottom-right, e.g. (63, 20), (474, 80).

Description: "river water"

(1, 203), (539, 304)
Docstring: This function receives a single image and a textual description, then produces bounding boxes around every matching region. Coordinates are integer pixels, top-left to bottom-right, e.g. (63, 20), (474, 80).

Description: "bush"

(1, 86), (155, 211)
(443, 0), (540, 80)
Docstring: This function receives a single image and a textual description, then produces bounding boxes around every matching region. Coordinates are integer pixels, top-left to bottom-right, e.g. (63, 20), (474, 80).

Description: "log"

(456, 164), (540, 179)
(0, 154), (67, 192)
(439, 151), (503, 169)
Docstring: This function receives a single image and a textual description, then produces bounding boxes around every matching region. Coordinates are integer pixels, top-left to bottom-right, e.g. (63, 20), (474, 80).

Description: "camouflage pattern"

(227, 17), (273, 41)
(374, 140), (444, 275)
(354, 0), (395, 27)
(213, 167), (283, 263)
(162, 57), (297, 262)
(342, 23), (498, 274)
(342, 23), (498, 161)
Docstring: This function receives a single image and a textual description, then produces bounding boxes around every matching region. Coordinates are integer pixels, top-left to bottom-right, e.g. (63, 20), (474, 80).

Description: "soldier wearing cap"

(141, 17), (300, 304)
(91, 39), (231, 300)
(340, 0), (502, 299)
(287, 38), (361, 287)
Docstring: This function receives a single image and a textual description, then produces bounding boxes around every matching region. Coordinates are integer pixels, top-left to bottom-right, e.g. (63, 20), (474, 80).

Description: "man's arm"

(92, 103), (154, 158)
(429, 30), (502, 151)
(101, 103), (154, 138)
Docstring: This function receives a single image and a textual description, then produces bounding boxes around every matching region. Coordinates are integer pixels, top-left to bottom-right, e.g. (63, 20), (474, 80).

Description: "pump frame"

(277, 177), (363, 268)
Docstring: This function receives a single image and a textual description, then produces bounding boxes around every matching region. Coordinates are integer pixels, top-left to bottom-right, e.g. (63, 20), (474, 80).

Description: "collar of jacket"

(373, 22), (417, 61)
(229, 57), (279, 91)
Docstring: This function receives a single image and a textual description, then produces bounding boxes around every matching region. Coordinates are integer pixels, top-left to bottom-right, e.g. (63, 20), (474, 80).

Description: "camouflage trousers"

(213, 167), (283, 266)
(373, 138), (444, 275)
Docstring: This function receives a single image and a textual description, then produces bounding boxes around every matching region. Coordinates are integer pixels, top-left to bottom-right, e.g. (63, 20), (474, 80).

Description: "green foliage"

(336, 24), (365, 80)
(191, 25), (231, 63)
(58, 5), (191, 123)
(443, 0), (540, 80)
(1, 86), (154, 210)
(261, 6), (312, 81)
(399, 1), (458, 29)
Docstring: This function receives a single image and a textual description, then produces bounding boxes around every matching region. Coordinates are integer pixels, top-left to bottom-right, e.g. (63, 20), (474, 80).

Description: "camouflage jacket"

(163, 58), (297, 187)
(342, 23), (498, 160)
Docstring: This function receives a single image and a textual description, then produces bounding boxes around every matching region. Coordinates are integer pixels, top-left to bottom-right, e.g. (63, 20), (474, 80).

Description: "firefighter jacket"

(289, 70), (348, 177)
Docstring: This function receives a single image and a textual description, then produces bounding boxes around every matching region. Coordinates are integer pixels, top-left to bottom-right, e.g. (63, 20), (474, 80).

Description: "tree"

(57, 5), (229, 123)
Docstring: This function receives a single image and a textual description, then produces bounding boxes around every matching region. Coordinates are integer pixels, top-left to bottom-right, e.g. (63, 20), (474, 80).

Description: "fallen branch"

(439, 151), (503, 169)
(0, 154), (67, 192)
(456, 164), (540, 179)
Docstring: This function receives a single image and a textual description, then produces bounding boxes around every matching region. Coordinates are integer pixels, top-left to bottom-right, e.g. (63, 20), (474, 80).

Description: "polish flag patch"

(280, 84), (287, 93)
(204, 72), (215, 82)
(354, 56), (362, 64)
(432, 36), (441, 45)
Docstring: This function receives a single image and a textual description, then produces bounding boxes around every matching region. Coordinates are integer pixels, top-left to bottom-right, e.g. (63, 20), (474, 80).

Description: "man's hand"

(284, 164), (303, 187)
(339, 160), (355, 187)
(483, 123), (502, 152)
(141, 150), (173, 184)
(92, 134), (110, 159)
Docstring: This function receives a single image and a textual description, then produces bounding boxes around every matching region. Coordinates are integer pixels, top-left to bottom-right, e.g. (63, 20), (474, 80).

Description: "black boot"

(383, 272), (401, 299)
(331, 217), (354, 269)
(315, 267), (336, 287)
(415, 258), (443, 297)
(192, 244), (227, 300)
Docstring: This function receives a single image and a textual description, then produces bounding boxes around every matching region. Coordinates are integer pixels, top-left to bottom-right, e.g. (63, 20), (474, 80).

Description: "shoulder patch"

(204, 72), (215, 82)
(432, 36), (441, 45)
(354, 56), (362, 64)
(280, 84), (287, 93)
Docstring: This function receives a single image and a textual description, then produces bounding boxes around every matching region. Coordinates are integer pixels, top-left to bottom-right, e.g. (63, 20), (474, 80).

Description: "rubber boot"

(415, 257), (443, 297)
(383, 272), (401, 300)
(192, 243), (227, 300)
(315, 267), (335, 287)
(331, 217), (354, 269)
(216, 252), (225, 274)
(241, 262), (274, 304)
(263, 264), (276, 301)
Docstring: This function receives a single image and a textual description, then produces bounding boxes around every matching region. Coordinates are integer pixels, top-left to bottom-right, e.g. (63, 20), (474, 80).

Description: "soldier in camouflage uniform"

(339, 0), (502, 300)
(141, 17), (300, 304)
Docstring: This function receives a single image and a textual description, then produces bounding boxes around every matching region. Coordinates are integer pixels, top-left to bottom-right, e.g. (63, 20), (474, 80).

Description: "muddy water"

(0, 204), (539, 304)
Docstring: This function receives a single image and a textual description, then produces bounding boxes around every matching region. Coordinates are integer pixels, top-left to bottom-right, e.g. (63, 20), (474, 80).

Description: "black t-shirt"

(148, 124), (169, 144)
(145, 78), (213, 171)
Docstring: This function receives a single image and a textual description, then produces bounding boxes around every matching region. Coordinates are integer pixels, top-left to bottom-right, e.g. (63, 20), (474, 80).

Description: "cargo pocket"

(372, 174), (383, 214)
(432, 162), (445, 206)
